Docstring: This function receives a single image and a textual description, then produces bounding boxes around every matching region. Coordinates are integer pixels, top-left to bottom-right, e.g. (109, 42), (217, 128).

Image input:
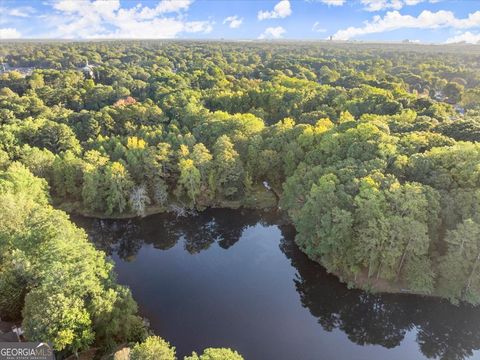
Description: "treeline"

(279, 120), (480, 304)
(0, 163), (147, 356)
(0, 164), (244, 359)
(1, 42), (480, 309)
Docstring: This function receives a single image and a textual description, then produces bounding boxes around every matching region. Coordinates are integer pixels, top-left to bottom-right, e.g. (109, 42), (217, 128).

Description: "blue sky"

(0, 0), (479, 43)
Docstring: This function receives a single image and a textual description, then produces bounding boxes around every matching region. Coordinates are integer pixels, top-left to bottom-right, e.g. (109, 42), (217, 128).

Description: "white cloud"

(258, 0), (291, 20)
(9, 6), (35, 17)
(404, 0), (423, 4)
(361, 0), (403, 11)
(223, 15), (243, 29)
(137, 0), (192, 19)
(312, 21), (327, 32)
(0, 28), (21, 39)
(258, 26), (286, 39)
(184, 21), (213, 34)
(360, 0), (439, 12)
(446, 31), (480, 44)
(40, 0), (213, 39)
(319, 0), (346, 6)
(333, 10), (480, 40)
(0, 6), (36, 18)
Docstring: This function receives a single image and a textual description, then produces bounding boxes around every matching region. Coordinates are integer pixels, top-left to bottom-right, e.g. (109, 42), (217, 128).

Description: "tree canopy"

(1, 41), (480, 356)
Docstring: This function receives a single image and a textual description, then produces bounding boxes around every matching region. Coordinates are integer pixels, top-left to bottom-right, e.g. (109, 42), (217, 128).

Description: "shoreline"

(62, 196), (452, 304)
(57, 184), (281, 220)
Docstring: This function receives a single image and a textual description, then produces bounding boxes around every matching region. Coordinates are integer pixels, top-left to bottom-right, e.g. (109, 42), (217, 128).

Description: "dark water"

(75, 209), (480, 360)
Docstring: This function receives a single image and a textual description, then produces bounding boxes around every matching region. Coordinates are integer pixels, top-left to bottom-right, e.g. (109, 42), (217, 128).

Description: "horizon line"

(0, 38), (478, 45)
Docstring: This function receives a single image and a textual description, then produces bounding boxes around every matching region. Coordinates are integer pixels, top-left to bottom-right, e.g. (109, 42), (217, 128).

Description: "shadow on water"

(279, 225), (480, 360)
(74, 209), (480, 360)
(75, 208), (282, 258)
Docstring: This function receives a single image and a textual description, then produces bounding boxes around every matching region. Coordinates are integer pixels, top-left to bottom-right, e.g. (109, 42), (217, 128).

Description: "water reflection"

(76, 209), (284, 259)
(279, 224), (480, 360)
(75, 209), (480, 360)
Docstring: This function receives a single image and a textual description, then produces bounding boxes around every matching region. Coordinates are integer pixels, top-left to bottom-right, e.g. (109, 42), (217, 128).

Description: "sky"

(0, 0), (479, 43)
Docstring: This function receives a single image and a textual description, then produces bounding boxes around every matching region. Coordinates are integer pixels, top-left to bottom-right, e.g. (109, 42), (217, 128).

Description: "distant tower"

(329, 35), (333, 41)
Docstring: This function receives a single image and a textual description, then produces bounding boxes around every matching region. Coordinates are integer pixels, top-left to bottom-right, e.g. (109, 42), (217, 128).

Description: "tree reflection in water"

(75, 208), (283, 258)
(279, 224), (480, 360)
(75, 209), (480, 360)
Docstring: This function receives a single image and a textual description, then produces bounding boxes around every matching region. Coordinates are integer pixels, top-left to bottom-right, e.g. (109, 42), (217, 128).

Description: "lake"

(75, 209), (480, 360)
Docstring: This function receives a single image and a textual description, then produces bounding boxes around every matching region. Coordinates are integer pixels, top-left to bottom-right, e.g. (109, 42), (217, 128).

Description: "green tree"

(443, 82), (464, 104)
(1, 164), (144, 354)
(0, 250), (31, 320)
(130, 336), (176, 360)
(403, 255), (435, 294)
(184, 348), (244, 360)
(191, 143), (213, 180)
(90, 286), (147, 350)
(439, 219), (480, 304)
(352, 176), (389, 279)
(176, 159), (201, 207)
(293, 173), (354, 275)
(104, 162), (133, 215)
(212, 135), (244, 199)
(23, 290), (94, 355)
(385, 183), (433, 281)
(51, 151), (84, 199)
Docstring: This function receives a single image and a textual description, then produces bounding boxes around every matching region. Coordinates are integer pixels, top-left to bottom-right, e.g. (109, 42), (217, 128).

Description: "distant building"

(81, 60), (95, 79)
(0, 63), (35, 76)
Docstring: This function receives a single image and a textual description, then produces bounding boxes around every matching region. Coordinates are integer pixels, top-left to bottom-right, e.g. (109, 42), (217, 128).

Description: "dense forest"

(1, 41), (480, 357)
